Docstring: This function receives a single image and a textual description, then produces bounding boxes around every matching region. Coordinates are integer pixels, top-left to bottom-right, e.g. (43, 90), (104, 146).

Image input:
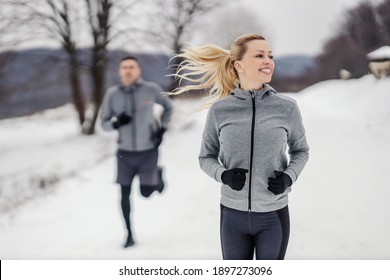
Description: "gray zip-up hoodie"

(101, 78), (173, 151)
(199, 84), (309, 212)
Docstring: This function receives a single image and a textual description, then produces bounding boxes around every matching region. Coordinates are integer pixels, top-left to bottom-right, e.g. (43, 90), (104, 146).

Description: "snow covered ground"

(0, 74), (389, 260)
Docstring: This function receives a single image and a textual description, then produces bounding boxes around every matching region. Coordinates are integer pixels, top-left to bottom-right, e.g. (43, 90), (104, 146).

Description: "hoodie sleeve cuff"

(284, 169), (297, 184)
(216, 167), (227, 183)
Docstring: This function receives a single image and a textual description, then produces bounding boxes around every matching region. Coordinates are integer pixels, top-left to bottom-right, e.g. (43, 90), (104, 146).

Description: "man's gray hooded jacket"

(199, 84), (309, 212)
(101, 79), (172, 151)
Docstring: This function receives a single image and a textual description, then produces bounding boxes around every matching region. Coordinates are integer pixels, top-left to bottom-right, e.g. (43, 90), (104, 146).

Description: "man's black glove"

(221, 168), (248, 191)
(267, 171), (292, 195)
(113, 112), (132, 129)
(154, 127), (166, 147)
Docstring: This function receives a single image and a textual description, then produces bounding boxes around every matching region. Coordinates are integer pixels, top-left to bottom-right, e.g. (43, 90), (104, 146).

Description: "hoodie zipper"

(128, 87), (137, 150)
(248, 91), (256, 212)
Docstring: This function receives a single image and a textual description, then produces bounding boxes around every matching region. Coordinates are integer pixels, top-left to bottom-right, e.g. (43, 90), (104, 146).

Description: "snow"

(1, 74), (390, 260)
(367, 45), (390, 60)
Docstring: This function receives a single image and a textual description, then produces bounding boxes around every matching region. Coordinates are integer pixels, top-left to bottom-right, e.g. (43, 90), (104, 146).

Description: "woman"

(171, 34), (309, 260)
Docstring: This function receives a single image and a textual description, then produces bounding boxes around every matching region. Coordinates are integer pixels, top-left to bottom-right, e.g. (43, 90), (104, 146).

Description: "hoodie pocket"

(222, 182), (248, 199)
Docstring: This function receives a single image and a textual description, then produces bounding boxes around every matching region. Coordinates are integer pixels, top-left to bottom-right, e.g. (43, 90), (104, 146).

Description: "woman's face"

(234, 39), (275, 89)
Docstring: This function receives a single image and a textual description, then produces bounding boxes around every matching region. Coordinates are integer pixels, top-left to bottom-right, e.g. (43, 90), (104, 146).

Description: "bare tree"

(0, 53), (13, 105)
(46, 0), (85, 126)
(146, 0), (224, 91)
(3, 0), (141, 134)
(342, 1), (382, 53)
(0, 1), (32, 106)
(82, 0), (142, 134)
(0, 2), (9, 103)
(3, 0), (87, 126)
(195, 5), (266, 49)
(377, 0), (390, 45)
(83, 0), (111, 134)
(316, 0), (388, 80)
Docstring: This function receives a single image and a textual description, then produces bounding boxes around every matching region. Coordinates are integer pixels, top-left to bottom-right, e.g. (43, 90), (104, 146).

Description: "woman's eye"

(269, 55), (274, 60)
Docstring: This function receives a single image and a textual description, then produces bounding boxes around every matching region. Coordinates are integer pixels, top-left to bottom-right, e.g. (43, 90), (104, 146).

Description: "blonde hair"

(170, 33), (266, 109)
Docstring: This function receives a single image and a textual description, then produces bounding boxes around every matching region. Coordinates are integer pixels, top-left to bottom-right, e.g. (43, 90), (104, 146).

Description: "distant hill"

(0, 49), (316, 119)
(0, 48), (172, 119)
(273, 55), (317, 79)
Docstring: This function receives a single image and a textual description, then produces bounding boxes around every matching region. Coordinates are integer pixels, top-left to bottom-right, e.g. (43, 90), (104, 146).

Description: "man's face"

(119, 59), (141, 86)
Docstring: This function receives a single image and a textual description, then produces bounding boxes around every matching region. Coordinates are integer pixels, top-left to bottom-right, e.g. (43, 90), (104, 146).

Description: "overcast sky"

(6, 0), (384, 58)
(239, 0), (383, 56)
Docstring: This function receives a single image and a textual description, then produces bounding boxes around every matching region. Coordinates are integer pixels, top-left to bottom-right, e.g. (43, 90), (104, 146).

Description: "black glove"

(113, 112), (132, 129)
(154, 127), (166, 147)
(221, 168), (248, 191)
(267, 171), (292, 195)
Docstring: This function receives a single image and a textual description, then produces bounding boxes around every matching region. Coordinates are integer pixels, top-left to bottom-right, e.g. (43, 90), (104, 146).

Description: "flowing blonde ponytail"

(169, 33), (265, 109)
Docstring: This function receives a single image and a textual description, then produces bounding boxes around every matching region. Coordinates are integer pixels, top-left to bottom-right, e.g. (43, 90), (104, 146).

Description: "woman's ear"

(234, 61), (243, 73)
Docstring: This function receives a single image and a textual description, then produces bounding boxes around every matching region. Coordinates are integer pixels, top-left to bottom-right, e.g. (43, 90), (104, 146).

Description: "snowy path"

(1, 75), (390, 259)
(0, 100), (221, 259)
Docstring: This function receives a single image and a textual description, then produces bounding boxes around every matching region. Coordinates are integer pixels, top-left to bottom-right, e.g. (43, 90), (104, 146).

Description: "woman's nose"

(264, 57), (274, 65)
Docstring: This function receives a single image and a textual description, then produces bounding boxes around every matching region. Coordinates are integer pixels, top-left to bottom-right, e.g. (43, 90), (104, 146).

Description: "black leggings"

(220, 204), (290, 260)
(121, 185), (132, 233)
(119, 167), (164, 234)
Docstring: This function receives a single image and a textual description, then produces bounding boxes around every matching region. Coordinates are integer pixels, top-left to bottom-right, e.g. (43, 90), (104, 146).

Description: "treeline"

(316, 0), (390, 80)
(0, 0), (223, 134)
(0, 49), (171, 120)
(275, 0), (390, 92)
(1, 0), (389, 127)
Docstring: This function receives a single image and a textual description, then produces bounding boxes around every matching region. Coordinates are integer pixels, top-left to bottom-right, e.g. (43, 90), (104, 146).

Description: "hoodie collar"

(231, 83), (276, 100)
(120, 77), (144, 92)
